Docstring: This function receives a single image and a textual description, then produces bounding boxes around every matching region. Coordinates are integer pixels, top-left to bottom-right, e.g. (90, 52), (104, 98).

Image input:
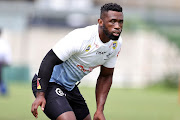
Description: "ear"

(98, 19), (103, 27)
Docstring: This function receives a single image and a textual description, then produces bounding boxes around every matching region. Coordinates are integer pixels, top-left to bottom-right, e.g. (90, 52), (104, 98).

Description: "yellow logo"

(37, 78), (41, 89)
(85, 45), (91, 52)
(112, 41), (117, 49)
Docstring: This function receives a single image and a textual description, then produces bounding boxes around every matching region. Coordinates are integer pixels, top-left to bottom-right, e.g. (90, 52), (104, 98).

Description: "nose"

(114, 22), (121, 30)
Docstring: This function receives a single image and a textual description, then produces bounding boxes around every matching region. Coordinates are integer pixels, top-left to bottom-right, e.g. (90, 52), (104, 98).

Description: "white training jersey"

(50, 24), (122, 91)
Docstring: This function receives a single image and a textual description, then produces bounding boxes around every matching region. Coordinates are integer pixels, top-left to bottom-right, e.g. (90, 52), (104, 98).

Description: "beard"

(102, 24), (120, 40)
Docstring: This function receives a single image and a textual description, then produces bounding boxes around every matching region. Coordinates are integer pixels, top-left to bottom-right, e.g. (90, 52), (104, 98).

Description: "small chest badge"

(85, 45), (91, 52)
(112, 41), (117, 49)
(55, 88), (64, 96)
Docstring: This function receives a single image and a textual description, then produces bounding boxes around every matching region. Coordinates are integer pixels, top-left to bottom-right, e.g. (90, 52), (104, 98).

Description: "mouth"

(113, 31), (120, 36)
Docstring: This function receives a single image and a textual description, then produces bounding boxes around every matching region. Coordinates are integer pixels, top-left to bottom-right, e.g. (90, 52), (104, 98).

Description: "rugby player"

(31, 3), (123, 120)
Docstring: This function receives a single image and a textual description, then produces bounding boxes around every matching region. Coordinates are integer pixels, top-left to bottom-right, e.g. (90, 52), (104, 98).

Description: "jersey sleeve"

(52, 30), (83, 61)
(103, 37), (122, 68)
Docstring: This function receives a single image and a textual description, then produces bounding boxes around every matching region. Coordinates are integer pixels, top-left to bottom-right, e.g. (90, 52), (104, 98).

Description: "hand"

(31, 92), (46, 118)
(93, 111), (105, 120)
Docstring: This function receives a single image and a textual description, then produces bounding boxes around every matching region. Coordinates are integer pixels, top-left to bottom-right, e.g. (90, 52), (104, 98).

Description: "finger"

(31, 104), (38, 118)
(31, 104), (34, 113)
(34, 108), (38, 118)
(41, 101), (46, 111)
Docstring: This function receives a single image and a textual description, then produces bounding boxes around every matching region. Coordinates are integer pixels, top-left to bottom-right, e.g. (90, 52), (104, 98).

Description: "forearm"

(95, 75), (112, 112)
(37, 49), (63, 93)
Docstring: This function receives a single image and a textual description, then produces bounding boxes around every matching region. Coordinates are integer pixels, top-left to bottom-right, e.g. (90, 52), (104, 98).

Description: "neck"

(98, 26), (110, 43)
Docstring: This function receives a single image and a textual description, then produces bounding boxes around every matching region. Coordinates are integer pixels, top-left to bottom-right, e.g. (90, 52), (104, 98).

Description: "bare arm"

(94, 65), (114, 120)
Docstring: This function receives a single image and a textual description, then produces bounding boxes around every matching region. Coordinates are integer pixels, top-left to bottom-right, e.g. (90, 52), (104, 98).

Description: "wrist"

(96, 106), (104, 112)
(36, 92), (45, 98)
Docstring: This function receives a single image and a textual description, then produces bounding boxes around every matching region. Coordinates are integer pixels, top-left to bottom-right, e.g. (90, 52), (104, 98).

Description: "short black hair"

(100, 3), (123, 18)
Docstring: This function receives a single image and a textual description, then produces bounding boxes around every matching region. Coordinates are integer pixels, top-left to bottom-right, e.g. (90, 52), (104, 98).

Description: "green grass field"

(0, 83), (180, 120)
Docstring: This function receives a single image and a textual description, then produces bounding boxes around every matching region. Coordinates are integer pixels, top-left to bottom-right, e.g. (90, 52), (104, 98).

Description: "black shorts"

(32, 74), (90, 120)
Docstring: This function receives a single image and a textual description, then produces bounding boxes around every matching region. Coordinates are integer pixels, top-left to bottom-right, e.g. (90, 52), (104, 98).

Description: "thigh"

(67, 86), (90, 120)
(44, 83), (74, 120)
(56, 111), (76, 120)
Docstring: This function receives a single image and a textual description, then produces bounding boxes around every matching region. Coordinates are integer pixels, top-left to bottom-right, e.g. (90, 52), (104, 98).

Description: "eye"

(119, 20), (123, 24)
(110, 19), (116, 24)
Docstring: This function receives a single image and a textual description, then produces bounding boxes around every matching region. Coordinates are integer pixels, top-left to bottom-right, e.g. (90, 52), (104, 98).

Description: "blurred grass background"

(0, 83), (179, 120)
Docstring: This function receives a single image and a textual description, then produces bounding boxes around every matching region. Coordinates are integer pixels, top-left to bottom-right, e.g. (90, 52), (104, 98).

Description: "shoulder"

(54, 25), (98, 53)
